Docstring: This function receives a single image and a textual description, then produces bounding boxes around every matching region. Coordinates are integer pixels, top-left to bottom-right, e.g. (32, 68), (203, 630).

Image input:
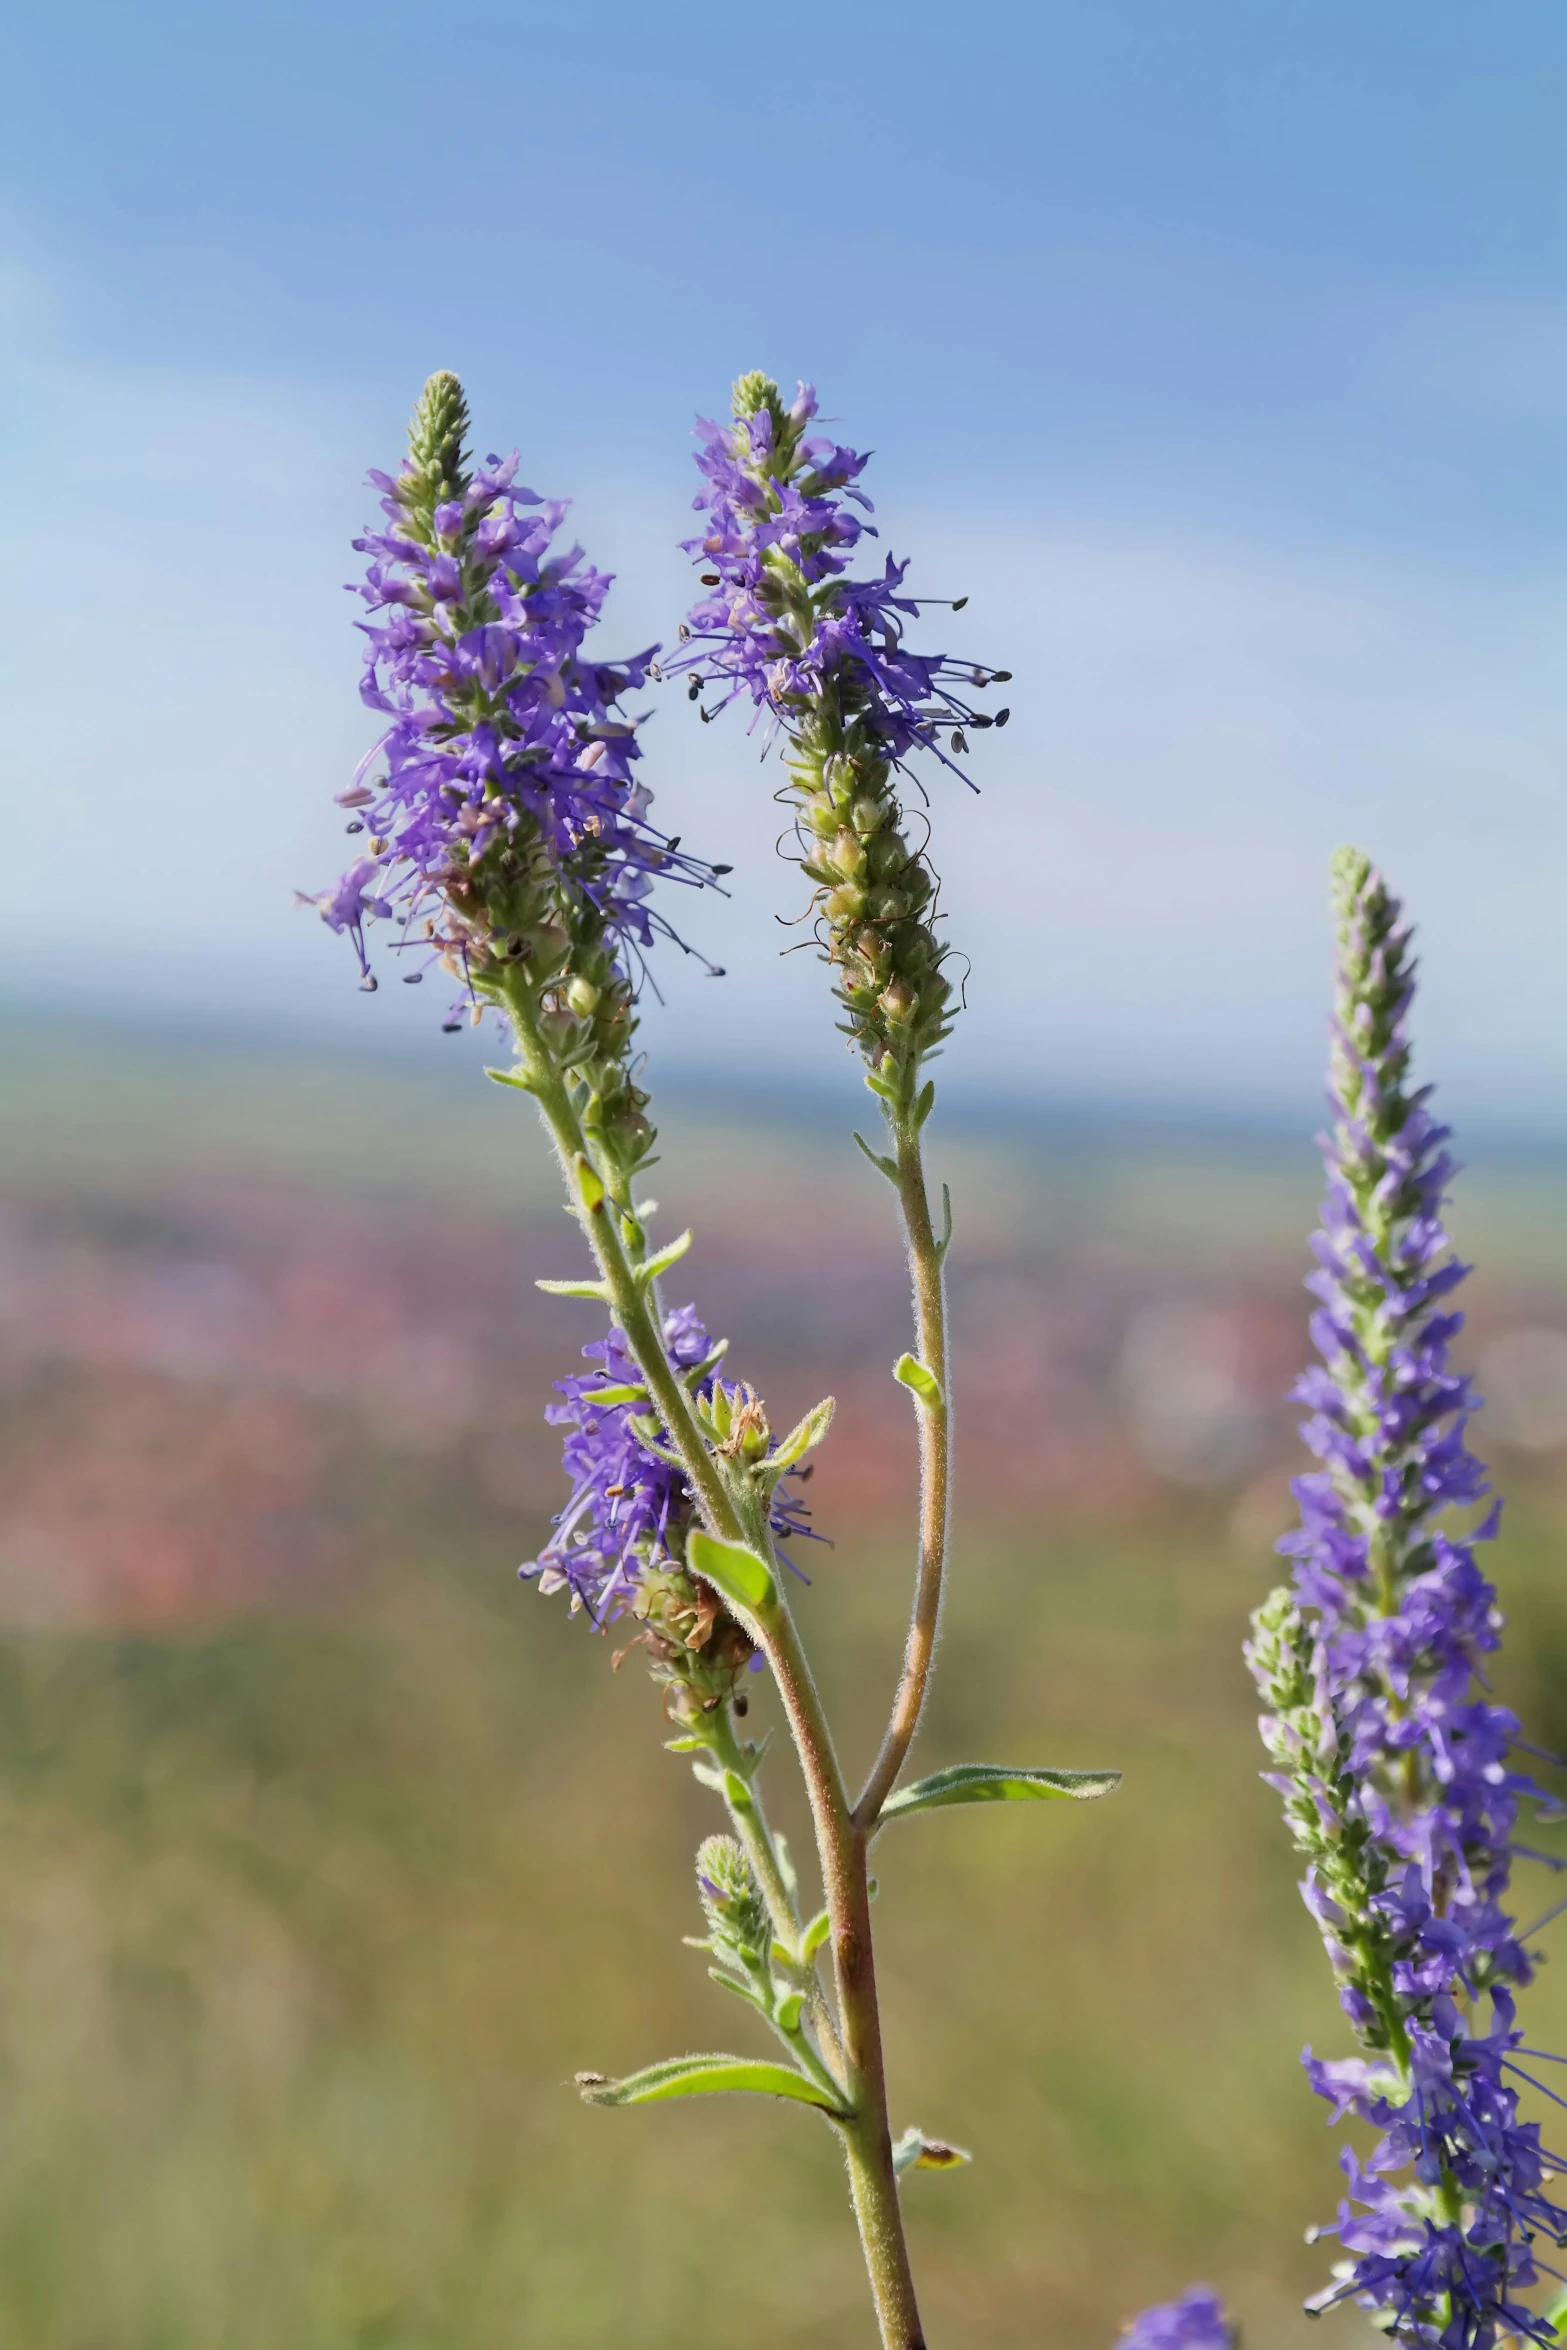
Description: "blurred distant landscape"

(2, 1012), (1565, 2349)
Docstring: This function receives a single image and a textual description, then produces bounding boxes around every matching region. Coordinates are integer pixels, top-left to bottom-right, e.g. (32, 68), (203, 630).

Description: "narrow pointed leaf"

(485, 1065), (537, 1094)
(852, 1130), (898, 1183)
(535, 1277), (610, 1300)
(636, 1228), (693, 1286)
(769, 1395), (836, 1472)
(575, 2054), (844, 2113)
(687, 1529), (777, 1616)
(879, 1763), (1121, 1823)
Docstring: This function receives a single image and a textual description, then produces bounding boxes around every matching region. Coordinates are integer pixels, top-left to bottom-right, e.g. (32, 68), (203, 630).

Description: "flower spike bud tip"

(1248, 847), (1566, 2350)
(675, 371), (1009, 1115)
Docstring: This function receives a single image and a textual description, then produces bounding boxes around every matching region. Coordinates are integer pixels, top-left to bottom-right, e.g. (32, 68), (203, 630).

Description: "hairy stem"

(855, 1112), (952, 1830)
(505, 984), (921, 2343)
(752, 1583), (925, 2350)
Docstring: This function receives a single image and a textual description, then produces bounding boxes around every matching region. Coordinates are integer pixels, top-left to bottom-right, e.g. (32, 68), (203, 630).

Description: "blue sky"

(5, 1), (1567, 1124)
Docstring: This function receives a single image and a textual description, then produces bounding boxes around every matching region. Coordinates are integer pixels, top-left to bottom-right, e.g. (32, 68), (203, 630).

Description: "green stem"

(756, 1589), (925, 2350)
(505, 984), (922, 2343)
(855, 1111), (951, 1830)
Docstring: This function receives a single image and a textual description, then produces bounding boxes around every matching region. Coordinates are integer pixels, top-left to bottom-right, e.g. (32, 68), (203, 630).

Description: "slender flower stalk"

(679, 371), (1005, 1845)
(1248, 847), (1566, 2350)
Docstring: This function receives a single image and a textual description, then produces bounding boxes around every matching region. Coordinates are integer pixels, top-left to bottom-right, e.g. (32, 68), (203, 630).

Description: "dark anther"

(970, 713), (993, 729)
(441, 1019), (462, 1033)
(995, 708), (1011, 727)
(711, 863), (733, 876)
(403, 972), (423, 984)
(648, 661), (663, 680)
(734, 1693), (749, 1718)
(708, 964), (727, 977)
(345, 820), (365, 834)
(951, 595), (968, 610)
(678, 623), (691, 641)
(359, 975), (378, 992)
(992, 671), (1013, 683)
(666, 836), (681, 850)
(700, 572), (720, 585)
(687, 682), (702, 701)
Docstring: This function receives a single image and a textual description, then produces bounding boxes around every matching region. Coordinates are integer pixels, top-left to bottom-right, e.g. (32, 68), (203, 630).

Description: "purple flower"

(674, 372), (1009, 781)
(524, 1304), (813, 1628)
(1117, 2287), (1233, 2350)
(1248, 848), (1565, 2350)
(673, 372), (1007, 1104)
(304, 371), (720, 1014)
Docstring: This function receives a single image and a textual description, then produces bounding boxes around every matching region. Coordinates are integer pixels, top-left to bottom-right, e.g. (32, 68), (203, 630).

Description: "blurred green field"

(0, 1510), (1564, 2349)
(2, 1018), (1566, 2348)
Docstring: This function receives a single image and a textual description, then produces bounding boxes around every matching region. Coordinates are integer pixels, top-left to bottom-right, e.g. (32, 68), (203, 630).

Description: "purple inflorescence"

(1117, 2288), (1233, 2350)
(525, 1305), (811, 1627)
(301, 373), (716, 1006)
(673, 373), (1009, 776)
(1248, 847), (1566, 2350)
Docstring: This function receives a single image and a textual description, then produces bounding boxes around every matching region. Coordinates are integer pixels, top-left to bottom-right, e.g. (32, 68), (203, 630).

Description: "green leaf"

(686, 1529), (777, 1617)
(664, 1734), (709, 1755)
(484, 1064), (537, 1094)
(893, 1352), (944, 1410)
(535, 1277), (610, 1300)
(852, 1130), (898, 1183)
(579, 1382), (647, 1408)
(913, 1079), (936, 1130)
(575, 2055), (844, 2114)
(800, 1908), (832, 1961)
(893, 2126), (971, 2176)
(635, 1228), (693, 1286)
(774, 1990), (806, 2035)
(768, 1396), (836, 1473)
(879, 1764), (1122, 1823)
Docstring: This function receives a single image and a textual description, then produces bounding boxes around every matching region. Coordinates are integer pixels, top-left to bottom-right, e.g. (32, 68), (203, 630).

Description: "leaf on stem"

(575, 2054), (844, 2114)
(878, 1764), (1122, 1823)
(893, 1352), (944, 1410)
(635, 1229), (694, 1287)
(535, 1277), (611, 1300)
(767, 1396), (836, 1473)
(852, 1130), (899, 1183)
(484, 1065), (538, 1095)
(686, 1529), (777, 1616)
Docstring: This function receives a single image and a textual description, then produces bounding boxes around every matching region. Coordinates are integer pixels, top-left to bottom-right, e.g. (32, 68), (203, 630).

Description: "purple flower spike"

(676, 373), (1006, 780)
(674, 372), (1009, 1106)
(303, 371), (721, 1018)
(1248, 847), (1565, 2350)
(1117, 2287), (1234, 2350)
